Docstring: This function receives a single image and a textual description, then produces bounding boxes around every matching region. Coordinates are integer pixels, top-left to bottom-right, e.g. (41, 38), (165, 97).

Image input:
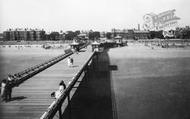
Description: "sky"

(0, 0), (190, 32)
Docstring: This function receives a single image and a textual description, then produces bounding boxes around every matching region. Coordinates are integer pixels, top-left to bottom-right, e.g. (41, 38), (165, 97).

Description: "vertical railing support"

(91, 56), (95, 70)
(59, 106), (63, 119)
(83, 68), (87, 82)
(96, 52), (99, 64)
(83, 65), (90, 83)
(68, 93), (72, 119)
(95, 52), (99, 69)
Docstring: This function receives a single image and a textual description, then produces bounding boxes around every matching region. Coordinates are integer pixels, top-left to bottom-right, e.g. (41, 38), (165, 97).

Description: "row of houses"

(2, 28), (151, 41)
(2, 29), (87, 41)
(111, 29), (150, 40)
(2, 29), (95, 41)
(0, 33), (3, 40)
(3, 29), (46, 41)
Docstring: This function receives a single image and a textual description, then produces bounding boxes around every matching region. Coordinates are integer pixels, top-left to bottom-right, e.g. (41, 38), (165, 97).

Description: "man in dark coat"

(5, 75), (14, 102)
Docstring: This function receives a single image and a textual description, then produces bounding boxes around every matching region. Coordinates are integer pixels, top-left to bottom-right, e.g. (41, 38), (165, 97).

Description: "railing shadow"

(9, 96), (27, 101)
(62, 50), (118, 119)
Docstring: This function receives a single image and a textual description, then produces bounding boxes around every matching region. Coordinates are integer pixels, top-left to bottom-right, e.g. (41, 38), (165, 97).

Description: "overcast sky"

(0, 0), (190, 32)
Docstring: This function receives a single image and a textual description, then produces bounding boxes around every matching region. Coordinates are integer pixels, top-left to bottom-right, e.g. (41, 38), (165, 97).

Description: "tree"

(175, 27), (190, 39)
(89, 31), (100, 40)
(150, 30), (164, 39)
(106, 32), (112, 39)
(75, 30), (80, 36)
(65, 31), (77, 40)
(50, 32), (60, 40)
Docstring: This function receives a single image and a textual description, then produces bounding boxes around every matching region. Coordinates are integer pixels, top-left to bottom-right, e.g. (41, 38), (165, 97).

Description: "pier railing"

(40, 51), (96, 119)
(2, 43), (88, 88)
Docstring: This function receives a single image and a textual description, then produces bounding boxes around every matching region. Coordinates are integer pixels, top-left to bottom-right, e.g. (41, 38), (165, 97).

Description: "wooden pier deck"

(0, 47), (93, 119)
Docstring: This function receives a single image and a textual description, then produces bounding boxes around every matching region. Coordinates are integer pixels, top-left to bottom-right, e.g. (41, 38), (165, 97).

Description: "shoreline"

(0, 40), (73, 45)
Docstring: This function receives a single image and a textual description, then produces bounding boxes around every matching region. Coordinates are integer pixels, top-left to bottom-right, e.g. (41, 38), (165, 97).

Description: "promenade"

(0, 46), (93, 119)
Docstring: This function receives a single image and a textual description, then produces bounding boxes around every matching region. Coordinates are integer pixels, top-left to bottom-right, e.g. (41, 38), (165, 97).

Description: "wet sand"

(109, 44), (190, 119)
(0, 44), (69, 80)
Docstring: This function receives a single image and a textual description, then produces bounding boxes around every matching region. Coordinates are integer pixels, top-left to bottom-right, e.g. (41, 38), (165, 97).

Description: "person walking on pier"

(70, 57), (74, 66)
(67, 57), (74, 67)
(59, 80), (66, 91)
(67, 57), (71, 67)
(1, 79), (7, 101)
(5, 75), (14, 102)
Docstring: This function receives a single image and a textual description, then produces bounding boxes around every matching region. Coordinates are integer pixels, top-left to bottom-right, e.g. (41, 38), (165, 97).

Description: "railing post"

(95, 54), (98, 66)
(95, 52), (99, 68)
(68, 93), (72, 119)
(84, 65), (89, 83)
(59, 106), (63, 119)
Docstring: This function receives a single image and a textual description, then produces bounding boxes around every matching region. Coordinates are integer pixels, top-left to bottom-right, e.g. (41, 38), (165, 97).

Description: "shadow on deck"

(63, 50), (117, 119)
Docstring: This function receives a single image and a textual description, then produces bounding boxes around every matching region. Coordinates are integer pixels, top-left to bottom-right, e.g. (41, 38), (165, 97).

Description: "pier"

(0, 44), (95, 119)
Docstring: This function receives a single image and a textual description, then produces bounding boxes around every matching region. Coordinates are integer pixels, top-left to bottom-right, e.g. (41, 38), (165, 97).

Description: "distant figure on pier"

(59, 80), (66, 91)
(0, 74), (14, 102)
(51, 80), (66, 99)
(5, 75), (14, 102)
(67, 57), (74, 67)
(70, 57), (74, 66)
(1, 79), (7, 101)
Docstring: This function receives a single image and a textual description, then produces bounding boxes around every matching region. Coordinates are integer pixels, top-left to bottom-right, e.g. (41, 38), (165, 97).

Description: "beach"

(109, 44), (190, 119)
(0, 43), (70, 80)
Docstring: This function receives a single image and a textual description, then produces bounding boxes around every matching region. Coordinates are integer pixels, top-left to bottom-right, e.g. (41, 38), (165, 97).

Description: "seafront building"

(0, 33), (3, 40)
(111, 28), (150, 39)
(2, 28), (151, 41)
(3, 29), (46, 41)
(1, 25), (190, 41)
